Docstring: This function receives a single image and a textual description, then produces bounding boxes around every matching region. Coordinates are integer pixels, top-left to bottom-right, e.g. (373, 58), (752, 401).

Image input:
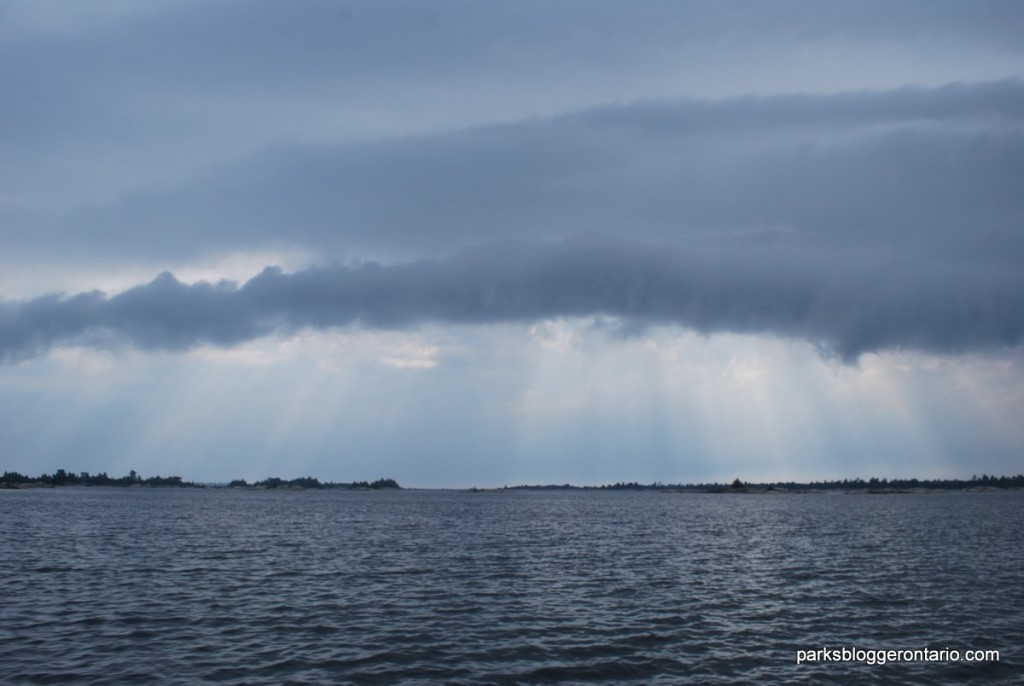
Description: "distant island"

(0, 469), (401, 490)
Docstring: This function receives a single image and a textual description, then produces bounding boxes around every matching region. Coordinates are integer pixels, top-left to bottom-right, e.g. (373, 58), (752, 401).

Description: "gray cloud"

(576, 79), (1024, 135)
(7, 79), (1022, 269)
(3, 4), (1023, 365)
(5, 0), (1024, 268)
(3, 238), (1021, 363)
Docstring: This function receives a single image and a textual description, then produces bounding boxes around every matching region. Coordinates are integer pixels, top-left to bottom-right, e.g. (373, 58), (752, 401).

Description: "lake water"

(1, 488), (1021, 684)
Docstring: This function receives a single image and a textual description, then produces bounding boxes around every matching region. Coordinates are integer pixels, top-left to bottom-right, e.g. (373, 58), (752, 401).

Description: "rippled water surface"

(2, 488), (1022, 684)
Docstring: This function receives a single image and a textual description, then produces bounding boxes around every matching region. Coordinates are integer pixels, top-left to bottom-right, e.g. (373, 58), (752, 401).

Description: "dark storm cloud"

(9, 79), (1023, 266)
(0, 274), (261, 361)
(3, 239), (1022, 363)
(3, 3), (1023, 364)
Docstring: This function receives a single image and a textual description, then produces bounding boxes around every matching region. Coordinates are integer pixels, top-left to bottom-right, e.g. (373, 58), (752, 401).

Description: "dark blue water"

(1, 488), (1021, 684)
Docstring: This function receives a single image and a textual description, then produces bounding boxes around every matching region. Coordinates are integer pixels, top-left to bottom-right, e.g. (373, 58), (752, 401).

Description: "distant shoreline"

(3, 470), (1022, 493)
(0, 471), (401, 491)
(484, 479), (1023, 494)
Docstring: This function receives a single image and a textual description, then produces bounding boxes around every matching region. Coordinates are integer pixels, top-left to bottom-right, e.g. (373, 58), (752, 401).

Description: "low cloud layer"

(4, 239), (1021, 364)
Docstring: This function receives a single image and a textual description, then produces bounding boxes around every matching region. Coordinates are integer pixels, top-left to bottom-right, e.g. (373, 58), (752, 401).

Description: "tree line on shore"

(1, 469), (191, 487)
(0, 470), (401, 490)
(505, 474), (1024, 491)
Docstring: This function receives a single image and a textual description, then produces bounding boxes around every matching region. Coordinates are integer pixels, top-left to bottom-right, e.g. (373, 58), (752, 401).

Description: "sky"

(2, 0), (1023, 486)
